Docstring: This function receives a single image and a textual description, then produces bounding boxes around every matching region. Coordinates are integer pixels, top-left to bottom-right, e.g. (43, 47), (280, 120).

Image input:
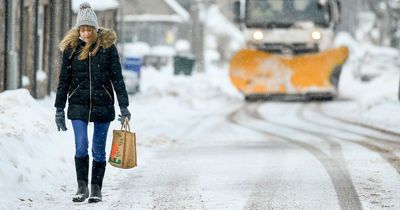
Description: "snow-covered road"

(231, 103), (400, 210)
(3, 34), (400, 209)
(29, 101), (400, 210)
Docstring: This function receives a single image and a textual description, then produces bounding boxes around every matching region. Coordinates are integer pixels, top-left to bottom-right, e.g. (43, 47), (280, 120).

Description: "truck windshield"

(245, 0), (331, 28)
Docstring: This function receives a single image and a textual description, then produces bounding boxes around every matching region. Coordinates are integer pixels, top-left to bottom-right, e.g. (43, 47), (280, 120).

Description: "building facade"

(1, 0), (119, 98)
(1, 0), (73, 98)
(121, 0), (189, 46)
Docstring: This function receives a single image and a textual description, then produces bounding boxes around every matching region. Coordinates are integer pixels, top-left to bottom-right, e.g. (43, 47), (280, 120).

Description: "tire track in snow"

(227, 104), (363, 210)
(297, 104), (400, 176)
(313, 103), (400, 146)
(246, 104), (363, 210)
(255, 103), (400, 176)
(254, 103), (400, 208)
(105, 103), (242, 209)
(107, 148), (207, 210)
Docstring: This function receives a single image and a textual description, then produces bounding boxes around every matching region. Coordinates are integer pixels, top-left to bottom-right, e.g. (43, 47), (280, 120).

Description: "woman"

(54, 2), (131, 203)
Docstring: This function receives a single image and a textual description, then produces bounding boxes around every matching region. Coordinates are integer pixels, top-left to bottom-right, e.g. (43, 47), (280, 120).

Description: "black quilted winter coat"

(55, 28), (129, 122)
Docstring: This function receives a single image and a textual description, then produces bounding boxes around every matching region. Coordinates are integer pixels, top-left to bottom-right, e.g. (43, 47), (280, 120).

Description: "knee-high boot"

(72, 156), (89, 202)
(88, 160), (106, 203)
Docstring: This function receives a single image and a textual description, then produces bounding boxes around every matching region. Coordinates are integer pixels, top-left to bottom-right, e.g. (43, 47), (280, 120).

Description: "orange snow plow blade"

(229, 46), (349, 100)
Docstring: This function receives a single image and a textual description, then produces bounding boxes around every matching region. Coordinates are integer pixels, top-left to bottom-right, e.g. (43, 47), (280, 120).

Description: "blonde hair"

(59, 26), (101, 60)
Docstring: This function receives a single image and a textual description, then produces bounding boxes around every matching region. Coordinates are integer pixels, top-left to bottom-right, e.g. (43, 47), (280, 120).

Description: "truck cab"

(234, 0), (341, 55)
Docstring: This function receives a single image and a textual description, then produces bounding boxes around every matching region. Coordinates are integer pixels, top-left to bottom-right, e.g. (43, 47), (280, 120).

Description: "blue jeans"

(71, 120), (110, 162)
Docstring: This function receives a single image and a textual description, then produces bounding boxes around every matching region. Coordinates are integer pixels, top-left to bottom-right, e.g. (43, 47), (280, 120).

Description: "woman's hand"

(118, 107), (131, 125)
(55, 108), (67, 131)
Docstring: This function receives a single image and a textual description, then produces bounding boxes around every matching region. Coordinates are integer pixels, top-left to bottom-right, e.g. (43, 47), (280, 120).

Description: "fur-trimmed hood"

(59, 27), (116, 51)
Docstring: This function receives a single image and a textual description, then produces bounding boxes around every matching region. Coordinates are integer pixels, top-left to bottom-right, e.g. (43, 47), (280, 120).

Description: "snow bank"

(150, 45), (176, 57)
(0, 89), (75, 208)
(175, 39), (191, 53)
(325, 32), (400, 133)
(334, 32), (400, 108)
(123, 42), (151, 57)
(140, 66), (241, 100)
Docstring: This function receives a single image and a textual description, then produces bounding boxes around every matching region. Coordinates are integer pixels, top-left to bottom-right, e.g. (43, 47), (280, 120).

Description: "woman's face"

(79, 26), (94, 42)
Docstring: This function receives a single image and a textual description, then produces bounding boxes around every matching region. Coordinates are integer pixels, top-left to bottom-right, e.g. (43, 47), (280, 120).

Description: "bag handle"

(120, 117), (131, 132)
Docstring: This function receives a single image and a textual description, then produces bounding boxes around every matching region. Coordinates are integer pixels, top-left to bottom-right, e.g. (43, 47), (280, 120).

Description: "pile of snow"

(0, 89), (75, 209)
(122, 42), (151, 57)
(150, 45), (176, 57)
(139, 66), (241, 101)
(334, 32), (400, 108)
(175, 39), (191, 53)
(325, 32), (400, 133)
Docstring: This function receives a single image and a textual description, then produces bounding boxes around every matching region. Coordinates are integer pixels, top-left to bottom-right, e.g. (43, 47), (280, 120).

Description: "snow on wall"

(72, 0), (119, 12)
(124, 14), (183, 23)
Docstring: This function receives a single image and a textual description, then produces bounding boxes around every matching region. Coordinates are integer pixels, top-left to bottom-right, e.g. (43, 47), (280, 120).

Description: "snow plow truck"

(231, 0), (349, 101)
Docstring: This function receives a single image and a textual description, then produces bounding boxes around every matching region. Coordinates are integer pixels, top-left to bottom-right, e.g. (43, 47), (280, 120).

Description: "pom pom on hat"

(75, 2), (99, 31)
(80, 2), (91, 10)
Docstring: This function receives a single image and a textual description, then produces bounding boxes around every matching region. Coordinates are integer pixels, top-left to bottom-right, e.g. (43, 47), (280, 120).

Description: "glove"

(55, 108), (67, 131)
(118, 107), (131, 125)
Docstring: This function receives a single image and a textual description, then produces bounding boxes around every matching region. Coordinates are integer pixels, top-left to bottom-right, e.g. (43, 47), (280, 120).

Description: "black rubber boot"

(88, 160), (106, 203)
(72, 156), (89, 202)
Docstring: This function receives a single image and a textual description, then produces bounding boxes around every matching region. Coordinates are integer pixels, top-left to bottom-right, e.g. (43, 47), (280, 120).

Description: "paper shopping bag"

(108, 118), (137, 169)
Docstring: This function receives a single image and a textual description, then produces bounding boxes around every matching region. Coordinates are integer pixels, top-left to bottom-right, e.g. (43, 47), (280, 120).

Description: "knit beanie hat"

(75, 2), (99, 31)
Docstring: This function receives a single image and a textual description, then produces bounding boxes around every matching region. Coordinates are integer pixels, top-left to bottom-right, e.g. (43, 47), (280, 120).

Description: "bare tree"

(367, 0), (400, 47)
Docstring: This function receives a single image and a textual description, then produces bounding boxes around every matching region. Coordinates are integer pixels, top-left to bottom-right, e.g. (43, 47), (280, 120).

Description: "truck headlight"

(253, 31), (264, 40)
(311, 31), (322, 40)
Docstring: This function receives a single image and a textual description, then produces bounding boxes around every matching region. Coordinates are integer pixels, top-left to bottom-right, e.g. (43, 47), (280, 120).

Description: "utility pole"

(6, 0), (18, 90)
(190, 0), (204, 72)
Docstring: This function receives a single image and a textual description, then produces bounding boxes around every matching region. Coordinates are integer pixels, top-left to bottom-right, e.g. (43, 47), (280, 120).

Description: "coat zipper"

(102, 85), (112, 100)
(68, 84), (80, 99)
(88, 52), (93, 122)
